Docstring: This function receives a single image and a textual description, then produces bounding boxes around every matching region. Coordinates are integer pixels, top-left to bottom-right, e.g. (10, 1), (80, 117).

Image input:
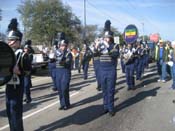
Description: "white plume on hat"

(171, 40), (175, 47)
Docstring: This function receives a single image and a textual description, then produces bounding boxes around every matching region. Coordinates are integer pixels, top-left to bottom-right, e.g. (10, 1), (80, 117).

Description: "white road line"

(0, 71), (93, 92)
(143, 71), (157, 76)
(0, 77), (51, 94)
(88, 75), (95, 79)
(32, 77), (51, 83)
(0, 91), (79, 131)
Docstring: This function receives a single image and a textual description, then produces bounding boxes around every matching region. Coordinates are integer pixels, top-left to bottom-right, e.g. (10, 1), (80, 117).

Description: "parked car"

(32, 46), (48, 73)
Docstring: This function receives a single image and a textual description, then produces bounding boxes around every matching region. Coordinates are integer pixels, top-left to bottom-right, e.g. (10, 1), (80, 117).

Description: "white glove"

(101, 48), (108, 54)
(103, 41), (109, 48)
(168, 54), (172, 58)
(49, 53), (55, 59)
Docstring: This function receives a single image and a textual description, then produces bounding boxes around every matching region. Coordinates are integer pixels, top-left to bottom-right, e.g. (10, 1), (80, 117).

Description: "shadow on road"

(117, 75), (126, 80)
(71, 93), (103, 108)
(71, 86), (119, 108)
(115, 86), (125, 94)
(70, 84), (90, 91)
(0, 92), (57, 118)
(70, 78), (96, 91)
(0, 93), (5, 99)
(32, 92), (58, 101)
(0, 77), (96, 118)
(0, 91), (4, 95)
(71, 75), (84, 80)
(35, 104), (105, 131)
(31, 82), (53, 91)
(135, 77), (159, 89)
(115, 86), (161, 113)
(34, 91), (120, 130)
(30, 77), (95, 93)
(116, 79), (126, 85)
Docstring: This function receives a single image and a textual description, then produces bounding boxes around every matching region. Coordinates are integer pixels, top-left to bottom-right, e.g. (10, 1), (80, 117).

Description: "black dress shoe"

(96, 87), (102, 91)
(173, 100), (175, 103)
(26, 99), (32, 104)
(63, 106), (69, 110)
(109, 111), (115, 117)
(131, 87), (136, 90)
(103, 109), (108, 114)
(52, 88), (57, 91)
(127, 88), (132, 91)
(59, 106), (64, 110)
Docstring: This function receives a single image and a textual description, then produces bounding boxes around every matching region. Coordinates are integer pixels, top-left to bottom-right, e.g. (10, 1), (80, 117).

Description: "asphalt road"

(0, 63), (175, 131)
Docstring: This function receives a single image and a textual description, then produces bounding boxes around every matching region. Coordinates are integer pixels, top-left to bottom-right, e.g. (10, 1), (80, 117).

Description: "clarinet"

(123, 48), (135, 64)
(59, 50), (67, 65)
(134, 47), (140, 58)
(140, 48), (146, 57)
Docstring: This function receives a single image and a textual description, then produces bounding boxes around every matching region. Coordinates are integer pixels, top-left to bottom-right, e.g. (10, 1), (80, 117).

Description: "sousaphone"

(0, 41), (15, 86)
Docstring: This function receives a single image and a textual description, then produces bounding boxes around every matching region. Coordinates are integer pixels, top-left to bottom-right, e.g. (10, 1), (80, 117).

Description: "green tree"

(18, 0), (81, 46)
(85, 25), (98, 44)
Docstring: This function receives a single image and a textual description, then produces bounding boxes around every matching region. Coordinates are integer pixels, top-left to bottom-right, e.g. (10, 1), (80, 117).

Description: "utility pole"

(0, 9), (2, 39)
(141, 22), (144, 42)
(84, 0), (86, 41)
(0, 9), (1, 21)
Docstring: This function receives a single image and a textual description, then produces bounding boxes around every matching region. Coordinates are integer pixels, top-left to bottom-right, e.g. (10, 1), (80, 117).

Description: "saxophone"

(123, 48), (134, 64)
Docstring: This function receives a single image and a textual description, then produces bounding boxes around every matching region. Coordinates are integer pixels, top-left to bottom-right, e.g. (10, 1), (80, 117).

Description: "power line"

(86, 0), (125, 27)
(87, 0), (159, 35)
(125, 0), (160, 32)
(87, 0), (161, 36)
(112, 0), (148, 35)
(126, 0), (136, 9)
(112, 1), (141, 24)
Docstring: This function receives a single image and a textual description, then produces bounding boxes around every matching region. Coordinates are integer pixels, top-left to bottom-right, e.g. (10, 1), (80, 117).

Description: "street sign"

(114, 36), (120, 44)
(124, 24), (138, 44)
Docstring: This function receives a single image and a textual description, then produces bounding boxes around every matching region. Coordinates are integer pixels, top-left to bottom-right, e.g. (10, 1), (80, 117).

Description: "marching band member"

(99, 30), (119, 116)
(135, 42), (145, 80)
(54, 39), (73, 110)
(144, 42), (150, 69)
(120, 43), (126, 73)
(48, 47), (57, 91)
(92, 38), (102, 91)
(81, 43), (93, 80)
(123, 43), (136, 90)
(6, 18), (30, 131)
(23, 45), (33, 103)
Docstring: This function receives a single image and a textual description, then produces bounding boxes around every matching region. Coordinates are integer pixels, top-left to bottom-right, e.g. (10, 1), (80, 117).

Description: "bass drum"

(0, 41), (15, 86)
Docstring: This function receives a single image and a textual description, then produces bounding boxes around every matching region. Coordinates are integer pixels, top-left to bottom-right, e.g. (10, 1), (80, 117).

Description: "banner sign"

(149, 33), (159, 43)
(124, 24), (138, 44)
